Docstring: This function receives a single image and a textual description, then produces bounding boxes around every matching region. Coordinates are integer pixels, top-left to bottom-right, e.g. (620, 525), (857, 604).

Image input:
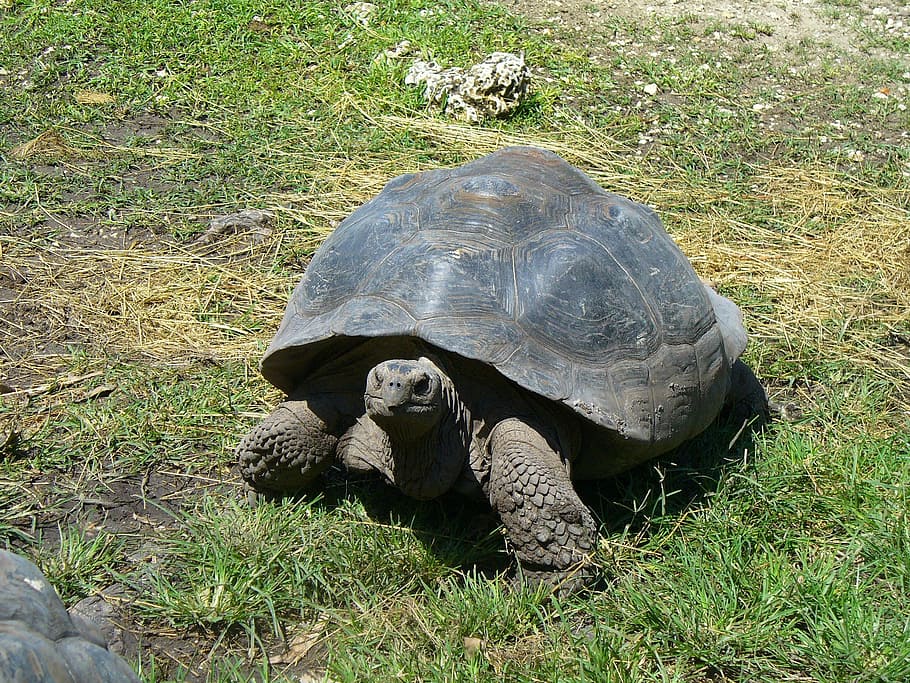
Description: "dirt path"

(499, 0), (909, 61)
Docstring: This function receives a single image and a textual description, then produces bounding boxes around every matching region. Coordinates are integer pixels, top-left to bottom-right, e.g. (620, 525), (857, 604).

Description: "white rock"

(643, 82), (659, 96)
(344, 2), (376, 26)
(406, 52), (531, 122)
(382, 40), (412, 59)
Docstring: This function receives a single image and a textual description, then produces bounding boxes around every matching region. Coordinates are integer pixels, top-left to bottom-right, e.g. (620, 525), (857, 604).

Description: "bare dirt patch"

(499, 0), (909, 60)
(500, 0), (910, 147)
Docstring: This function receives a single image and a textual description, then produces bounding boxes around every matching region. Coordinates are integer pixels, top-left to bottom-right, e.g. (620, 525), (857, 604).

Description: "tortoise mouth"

(365, 395), (441, 438)
(367, 401), (441, 443)
(365, 396), (437, 416)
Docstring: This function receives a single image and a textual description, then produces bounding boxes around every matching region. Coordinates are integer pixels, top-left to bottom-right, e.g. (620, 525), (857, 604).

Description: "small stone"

(643, 82), (659, 96)
(196, 209), (274, 245)
(68, 596), (116, 649)
(380, 40), (411, 60)
(343, 2), (376, 26)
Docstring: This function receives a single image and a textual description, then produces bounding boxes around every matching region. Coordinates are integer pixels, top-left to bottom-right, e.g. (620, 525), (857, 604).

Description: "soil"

(501, 0), (909, 61)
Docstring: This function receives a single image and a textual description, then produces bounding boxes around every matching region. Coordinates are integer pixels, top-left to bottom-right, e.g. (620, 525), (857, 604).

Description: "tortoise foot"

(236, 400), (338, 492)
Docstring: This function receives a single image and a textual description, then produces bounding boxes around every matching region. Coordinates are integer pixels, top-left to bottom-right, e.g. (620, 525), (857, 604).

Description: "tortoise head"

(364, 357), (445, 439)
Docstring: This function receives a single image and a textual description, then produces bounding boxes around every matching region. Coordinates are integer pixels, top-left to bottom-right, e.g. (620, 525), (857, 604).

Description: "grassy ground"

(1, 0), (909, 681)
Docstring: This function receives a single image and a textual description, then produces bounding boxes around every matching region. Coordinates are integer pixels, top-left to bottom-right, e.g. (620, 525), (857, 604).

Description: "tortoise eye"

(370, 370), (383, 388)
(412, 375), (431, 395)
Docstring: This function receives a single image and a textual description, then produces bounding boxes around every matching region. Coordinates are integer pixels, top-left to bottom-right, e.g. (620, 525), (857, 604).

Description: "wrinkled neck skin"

(374, 359), (472, 501)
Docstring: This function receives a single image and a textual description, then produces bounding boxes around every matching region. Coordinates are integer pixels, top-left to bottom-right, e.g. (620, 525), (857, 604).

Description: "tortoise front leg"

(236, 398), (340, 493)
(488, 418), (598, 594)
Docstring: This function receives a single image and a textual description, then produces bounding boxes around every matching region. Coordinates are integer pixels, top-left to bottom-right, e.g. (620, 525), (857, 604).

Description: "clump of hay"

(9, 130), (75, 161)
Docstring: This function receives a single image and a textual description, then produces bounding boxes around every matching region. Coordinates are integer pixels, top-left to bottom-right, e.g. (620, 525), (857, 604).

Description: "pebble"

(343, 2), (376, 26)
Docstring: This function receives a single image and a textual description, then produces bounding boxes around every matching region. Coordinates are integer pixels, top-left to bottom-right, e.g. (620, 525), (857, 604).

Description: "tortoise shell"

(0, 549), (141, 683)
(261, 146), (737, 450)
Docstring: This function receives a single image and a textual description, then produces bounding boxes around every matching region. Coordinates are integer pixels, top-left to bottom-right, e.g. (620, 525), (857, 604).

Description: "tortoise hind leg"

(236, 398), (340, 493)
(488, 418), (598, 594)
(726, 359), (770, 424)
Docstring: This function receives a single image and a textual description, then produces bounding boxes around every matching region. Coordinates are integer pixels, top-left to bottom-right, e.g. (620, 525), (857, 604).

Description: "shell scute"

(513, 230), (655, 364)
(359, 232), (516, 322)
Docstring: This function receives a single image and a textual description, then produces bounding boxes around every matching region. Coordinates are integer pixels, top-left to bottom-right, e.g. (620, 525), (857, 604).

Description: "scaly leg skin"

(236, 399), (339, 495)
(488, 418), (598, 595)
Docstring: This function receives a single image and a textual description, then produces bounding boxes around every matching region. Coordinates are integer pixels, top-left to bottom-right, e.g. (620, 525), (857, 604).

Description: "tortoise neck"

(383, 372), (471, 500)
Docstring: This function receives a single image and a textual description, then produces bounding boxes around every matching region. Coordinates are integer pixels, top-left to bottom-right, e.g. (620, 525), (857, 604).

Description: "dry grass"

(0, 237), (283, 367)
(3, 118), (908, 418)
(8, 130), (76, 161)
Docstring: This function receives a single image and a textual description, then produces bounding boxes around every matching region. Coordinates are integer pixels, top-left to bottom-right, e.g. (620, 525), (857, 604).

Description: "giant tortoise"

(236, 146), (754, 591)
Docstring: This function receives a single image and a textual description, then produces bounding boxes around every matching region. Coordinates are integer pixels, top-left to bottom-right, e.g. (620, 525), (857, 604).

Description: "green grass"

(34, 525), (125, 604)
(1, 0), (909, 681)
